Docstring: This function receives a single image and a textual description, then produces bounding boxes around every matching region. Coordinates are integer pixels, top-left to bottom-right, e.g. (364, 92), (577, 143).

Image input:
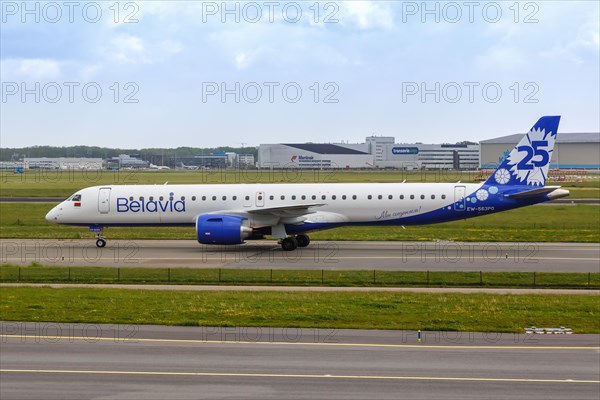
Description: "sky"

(1, 0), (599, 148)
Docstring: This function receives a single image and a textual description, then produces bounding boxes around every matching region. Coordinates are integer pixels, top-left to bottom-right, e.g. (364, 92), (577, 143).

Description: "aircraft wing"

(207, 203), (326, 221)
(245, 203), (326, 217)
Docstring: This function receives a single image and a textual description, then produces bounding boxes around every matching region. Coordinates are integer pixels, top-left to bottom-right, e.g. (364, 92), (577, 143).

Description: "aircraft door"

(98, 188), (111, 214)
(255, 191), (265, 207)
(454, 186), (466, 211)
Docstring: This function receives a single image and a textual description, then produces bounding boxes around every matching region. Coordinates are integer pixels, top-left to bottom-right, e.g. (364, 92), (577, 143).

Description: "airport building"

(480, 132), (600, 170)
(108, 154), (149, 169)
(23, 157), (103, 170)
(258, 143), (373, 169)
(258, 137), (480, 170)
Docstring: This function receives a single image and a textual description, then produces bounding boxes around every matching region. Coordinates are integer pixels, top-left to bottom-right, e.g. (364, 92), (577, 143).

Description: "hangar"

(480, 132), (600, 169)
(257, 143), (372, 169)
(258, 138), (480, 170)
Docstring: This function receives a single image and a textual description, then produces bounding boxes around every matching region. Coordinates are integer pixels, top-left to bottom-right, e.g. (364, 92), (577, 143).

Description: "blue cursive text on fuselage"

(116, 197), (186, 213)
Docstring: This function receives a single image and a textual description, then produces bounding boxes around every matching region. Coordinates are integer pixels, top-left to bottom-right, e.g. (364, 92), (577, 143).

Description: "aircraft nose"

(45, 206), (60, 222)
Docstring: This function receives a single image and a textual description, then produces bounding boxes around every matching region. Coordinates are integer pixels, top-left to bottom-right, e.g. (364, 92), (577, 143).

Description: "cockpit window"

(72, 194), (81, 201)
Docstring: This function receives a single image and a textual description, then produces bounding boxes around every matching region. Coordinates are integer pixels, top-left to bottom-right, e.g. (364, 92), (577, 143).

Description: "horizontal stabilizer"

(505, 186), (562, 199)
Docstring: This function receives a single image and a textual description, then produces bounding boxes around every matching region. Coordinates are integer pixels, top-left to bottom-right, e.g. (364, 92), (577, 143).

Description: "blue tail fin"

(485, 116), (560, 187)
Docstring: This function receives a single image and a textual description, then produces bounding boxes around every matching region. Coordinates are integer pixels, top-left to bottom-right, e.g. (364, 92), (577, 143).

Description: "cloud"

(0, 58), (62, 80)
(235, 51), (258, 70)
(100, 34), (183, 65)
(102, 34), (147, 64)
(539, 17), (600, 64)
(342, 1), (394, 30)
(476, 46), (527, 71)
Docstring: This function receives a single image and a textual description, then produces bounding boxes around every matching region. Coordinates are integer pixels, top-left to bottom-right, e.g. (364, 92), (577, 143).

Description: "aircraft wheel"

(295, 234), (310, 248)
(96, 239), (106, 248)
(281, 237), (298, 251)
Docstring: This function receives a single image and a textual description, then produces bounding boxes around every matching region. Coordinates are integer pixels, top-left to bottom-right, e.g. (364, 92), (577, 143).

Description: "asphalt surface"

(1, 322), (599, 400)
(1, 239), (599, 272)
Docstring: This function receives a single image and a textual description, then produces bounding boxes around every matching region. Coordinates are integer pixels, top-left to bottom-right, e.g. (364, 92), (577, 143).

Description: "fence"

(1, 266), (598, 289)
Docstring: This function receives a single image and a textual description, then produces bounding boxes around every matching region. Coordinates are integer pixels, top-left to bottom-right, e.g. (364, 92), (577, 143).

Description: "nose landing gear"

(90, 225), (106, 248)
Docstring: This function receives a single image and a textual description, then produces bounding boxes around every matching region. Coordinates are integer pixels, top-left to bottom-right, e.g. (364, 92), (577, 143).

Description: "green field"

(1, 287), (598, 333)
(1, 202), (598, 242)
(2, 265), (598, 289)
(1, 169), (599, 198)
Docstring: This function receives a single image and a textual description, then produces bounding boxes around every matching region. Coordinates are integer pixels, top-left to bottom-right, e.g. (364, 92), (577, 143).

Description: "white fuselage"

(46, 182), (484, 228)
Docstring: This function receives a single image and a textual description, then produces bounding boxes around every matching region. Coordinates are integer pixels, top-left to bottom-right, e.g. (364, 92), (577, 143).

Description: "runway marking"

(1, 369), (598, 384)
(3, 256), (599, 262)
(3, 335), (599, 351)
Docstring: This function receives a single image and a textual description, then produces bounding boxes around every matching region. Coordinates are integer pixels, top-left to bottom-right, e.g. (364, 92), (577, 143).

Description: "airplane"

(45, 116), (569, 251)
(149, 163), (171, 170)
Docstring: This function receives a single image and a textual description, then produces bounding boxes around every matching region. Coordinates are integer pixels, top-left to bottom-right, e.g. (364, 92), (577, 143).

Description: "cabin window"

(442, 194), (446, 199)
(139, 196), (144, 201)
(342, 195), (347, 200)
(431, 195), (435, 199)
(301, 195), (306, 200)
(292, 195), (297, 200)
(191, 196), (196, 201)
(232, 196), (237, 201)
(202, 196), (206, 201)
(312, 195), (317, 200)
(212, 196), (217, 201)
(322, 195), (326, 200)
(258, 195), (263, 200)
(169, 196), (174, 201)
(332, 195), (337, 200)
(368, 195), (372, 200)
(129, 196), (134, 201)
(352, 195), (357, 200)
(420, 195), (425, 200)
(181, 196), (185, 201)
(410, 195), (414, 199)
(222, 196), (227, 201)
(388, 195), (393, 200)
(149, 196), (154, 201)
(245, 196), (250, 201)
(160, 196), (164, 201)
(400, 195), (404, 200)
(281, 195), (285, 200)
(378, 195), (383, 200)
(269, 195), (274, 200)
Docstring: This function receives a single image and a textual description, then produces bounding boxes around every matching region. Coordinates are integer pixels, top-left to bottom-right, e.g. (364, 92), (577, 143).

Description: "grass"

(1, 169), (598, 198)
(1, 287), (598, 332)
(2, 265), (599, 289)
(1, 202), (598, 242)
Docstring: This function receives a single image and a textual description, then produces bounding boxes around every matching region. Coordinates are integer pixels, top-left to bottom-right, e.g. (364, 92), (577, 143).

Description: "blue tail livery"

(485, 116), (560, 188)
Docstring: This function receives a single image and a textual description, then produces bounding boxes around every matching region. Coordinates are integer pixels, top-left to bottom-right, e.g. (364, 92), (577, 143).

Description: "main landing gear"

(280, 234), (310, 251)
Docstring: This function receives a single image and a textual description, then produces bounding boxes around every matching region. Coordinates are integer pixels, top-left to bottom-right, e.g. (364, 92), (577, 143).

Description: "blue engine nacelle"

(196, 214), (252, 245)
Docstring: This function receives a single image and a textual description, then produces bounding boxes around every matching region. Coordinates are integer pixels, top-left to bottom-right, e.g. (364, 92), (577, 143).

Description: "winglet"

(485, 116), (560, 187)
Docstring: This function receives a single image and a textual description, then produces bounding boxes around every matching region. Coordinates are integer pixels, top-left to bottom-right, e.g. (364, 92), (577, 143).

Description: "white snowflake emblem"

(505, 127), (555, 186)
(476, 189), (489, 201)
(494, 168), (510, 185)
